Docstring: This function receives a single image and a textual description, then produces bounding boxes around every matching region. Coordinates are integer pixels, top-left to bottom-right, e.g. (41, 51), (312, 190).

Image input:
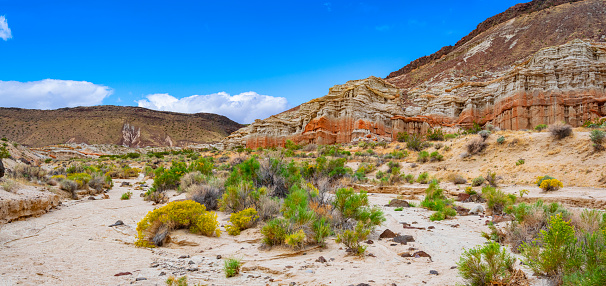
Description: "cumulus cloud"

(137, 91), (289, 124)
(0, 79), (113, 109)
(0, 16), (12, 40)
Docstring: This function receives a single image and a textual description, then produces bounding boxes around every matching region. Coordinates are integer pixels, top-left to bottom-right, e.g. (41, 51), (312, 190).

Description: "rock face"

(224, 76), (404, 148)
(0, 160), (4, 179)
(0, 188), (60, 223)
(223, 0), (606, 148)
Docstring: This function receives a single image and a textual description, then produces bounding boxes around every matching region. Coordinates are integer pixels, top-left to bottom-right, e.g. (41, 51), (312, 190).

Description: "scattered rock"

(427, 226), (435, 230)
(402, 223), (425, 230)
(365, 239), (374, 244)
(386, 199), (410, 208)
(454, 206), (470, 216)
(114, 272), (132, 276)
(315, 256), (327, 263)
(429, 270), (439, 275)
(393, 235), (415, 245)
(216, 255), (222, 259)
(456, 193), (470, 202)
(379, 229), (397, 239)
(413, 251), (432, 261)
(87, 196), (96, 200)
(188, 260), (195, 265)
(120, 182), (131, 187)
(135, 277), (147, 281)
(178, 255), (190, 259)
(150, 262), (159, 268)
(469, 205), (485, 215)
(451, 224), (460, 228)
(108, 220), (124, 227)
(159, 272), (166, 276)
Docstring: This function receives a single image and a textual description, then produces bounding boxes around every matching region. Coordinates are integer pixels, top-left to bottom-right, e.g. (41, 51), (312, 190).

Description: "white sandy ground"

(1, 176), (599, 286)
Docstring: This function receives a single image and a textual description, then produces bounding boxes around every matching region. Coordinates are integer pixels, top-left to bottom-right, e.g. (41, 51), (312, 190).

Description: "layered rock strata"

(224, 40), (606, 148)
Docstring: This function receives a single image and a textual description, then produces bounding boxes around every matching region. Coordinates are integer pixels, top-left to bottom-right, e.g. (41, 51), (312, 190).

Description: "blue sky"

(0, 0), (525, 123)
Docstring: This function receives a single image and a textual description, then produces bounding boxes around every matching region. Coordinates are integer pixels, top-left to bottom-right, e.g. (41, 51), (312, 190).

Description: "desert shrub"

(285, 229), (306, 249)
(225, 208), (258, 235)
(388, 150), (408, 159)
(188, 157), (214, 176)
(312, 216), (332, 246)
(224, 258), (242, 278)
(403, 174), (415, 183)
(186, 180), (224, 211)
(485, 171), (499, 187)
(60, 179), (78, 194)
(535, 124), (548, 131)
(11, 164), (47, 182)
(465, 122), (482, 134)
(429, 151), (443, 162)
(417, 151), (429, 163)
(406, 134), (424, 151)
(520, 214), (576, 280)
(449, 174), (467, 184)
(549, 123), (573, 140)
(430, 207), (457, 221)
(396, 132), (409, 142)
(497, 136), (505, 144)
(88, 173), (112, 192)
(466, 138), (487, 155)
(152, 161), (188, 192)
(516, 159), (525, 166)
(426, 128), (444, 141)
(457, 242), (516, 286)
(135, 200), (220, 248)
(375, 170), (384, 180)
(121, 191), (133, 200)
(336, 221), (371, 256)
(478, 130), (491, 141)
(471, 176), (484, 187)
(219, 181), (266, 213)
(333, 188), (384, 228)
(590, 129), (605, 151)
(179, 171), (206, 192)
(416, 172), (429, 184)
(1, 179), (20, 192)
(536, 175), (562, 192)
(261, 218), (290, 246)
(421, 181), (456, 221)
(67, 173), (92, 189)
(445, 133), (458, 140)
(144, 189), (168, 204)
(482, 186), (516, 215)
(165, 276), (188, 286)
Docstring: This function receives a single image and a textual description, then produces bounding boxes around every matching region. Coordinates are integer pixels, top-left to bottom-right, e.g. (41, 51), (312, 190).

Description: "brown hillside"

(386, 0), (606, 89)
(0, 106), (243, 148)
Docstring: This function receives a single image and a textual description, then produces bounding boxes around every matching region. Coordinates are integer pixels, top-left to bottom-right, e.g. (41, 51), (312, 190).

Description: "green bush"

(520, 214), (576, 279)
(497, 136), (505, 144)
(396, 132), (409, 142)
(426, 128), (444, 141)
(457, 242), (516, 286)
(406, 134), (424, 151)
(535, 124), (548, 131)
(471, 176), (485, 187)
(482, 186), (516, 215)
(224, 258), (242, 278)
(416, 172), (429, 184)
(336, 221), (371, 256)
(333, 188), (384, 228)
(429, 151), (443, 162)
(417, 151), (429, 163)
(260, 218), (290, 246)
(536, 175), (563, 192)
(121, 191), (133, 200)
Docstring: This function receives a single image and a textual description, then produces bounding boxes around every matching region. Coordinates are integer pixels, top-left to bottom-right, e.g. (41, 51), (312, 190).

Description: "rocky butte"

(224, 0), (606, 148)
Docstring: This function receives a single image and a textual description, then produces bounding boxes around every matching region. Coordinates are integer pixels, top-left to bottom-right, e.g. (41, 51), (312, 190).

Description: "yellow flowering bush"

(135, 200), (220, 248)
(225, 208), (258, 235)
(285, 229), (306, 249)
(536, 175), (563, 192)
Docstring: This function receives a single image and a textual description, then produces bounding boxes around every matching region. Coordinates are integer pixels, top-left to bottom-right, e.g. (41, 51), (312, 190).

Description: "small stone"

(393, 235), (415, 244)
(469, 205), (485, 215)
(188, 267), (199, 272)
(178, 255), (190, 259)
(429, 270), (439, 275)
(365, 239), (374, 244)
(216, 255), (222, 259)
(135, 277), (147, 281)
(315, 256), (327, 263)
(114, 272), (132, 276)
(109, 220), (124, 227)
(427, 226), (435, 229)
(88, 196), (96, 200)
(450, 266), (457, 269)
(286, 265), (294, 269)
(159, 272), (166, 276)
(379, 229), (397, 239)
(188, 260), (195, 265)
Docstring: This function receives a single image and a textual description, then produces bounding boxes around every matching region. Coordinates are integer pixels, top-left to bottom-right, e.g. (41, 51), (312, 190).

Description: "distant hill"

(0, 106), (243, 148)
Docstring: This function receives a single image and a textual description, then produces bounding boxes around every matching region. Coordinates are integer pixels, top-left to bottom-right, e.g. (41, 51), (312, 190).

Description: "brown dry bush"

(548, 123), (572, 140)
(186, 180), (224, 211)
(466, 138), (487, 155)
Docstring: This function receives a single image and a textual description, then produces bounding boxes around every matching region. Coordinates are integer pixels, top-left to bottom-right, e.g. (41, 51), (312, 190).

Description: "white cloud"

(137, 91), (289, 124)
(0, 79), (113, 109)
(0, 16), (12, 41)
